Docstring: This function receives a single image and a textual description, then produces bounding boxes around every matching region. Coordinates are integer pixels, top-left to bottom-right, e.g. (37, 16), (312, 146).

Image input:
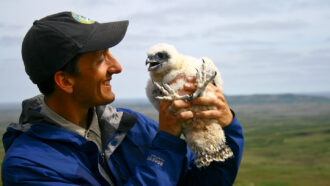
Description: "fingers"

(159, 100), (171, 111)
(191, 96), (224, 108)
(205, 83), (223, 95)
(186, 76), (196, 83)
(172, 99), (191, 110)
(168, 100), (194, 120)
(195, 109), (233, 128)
(184, 76), (197, 92)
(177, 110), (194, 120)
(160, 100), (192, 117)
(189, 84), (233, 127)
(158, 100), (194, 136)
(183, 82), (196, 92)
(195, 110), (221, 119)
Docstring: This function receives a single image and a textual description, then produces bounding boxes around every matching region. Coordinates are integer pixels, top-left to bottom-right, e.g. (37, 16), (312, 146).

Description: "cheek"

(74, 77), (95, 93)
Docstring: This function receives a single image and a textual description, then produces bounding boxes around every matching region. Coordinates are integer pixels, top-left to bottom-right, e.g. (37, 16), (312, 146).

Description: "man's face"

(71, 49), (122, 107)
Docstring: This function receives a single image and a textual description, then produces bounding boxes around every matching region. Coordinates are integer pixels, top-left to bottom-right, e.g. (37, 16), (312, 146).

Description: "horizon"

(1, 91), (330, 105)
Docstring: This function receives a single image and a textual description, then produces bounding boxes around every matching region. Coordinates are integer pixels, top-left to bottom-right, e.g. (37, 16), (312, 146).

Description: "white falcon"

(145, 43), (233, 168)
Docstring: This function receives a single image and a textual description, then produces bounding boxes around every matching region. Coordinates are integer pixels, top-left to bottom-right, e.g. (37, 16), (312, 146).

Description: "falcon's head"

(146, 43), (181, 74)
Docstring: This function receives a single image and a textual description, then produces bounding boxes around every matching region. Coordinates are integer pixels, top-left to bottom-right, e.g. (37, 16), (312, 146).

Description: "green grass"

(234, 115), (330, 186)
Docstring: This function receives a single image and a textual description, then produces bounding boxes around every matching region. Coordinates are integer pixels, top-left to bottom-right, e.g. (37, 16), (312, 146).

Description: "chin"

(105, 93), (116, 104)
(95, 93), (115, 106)
(108, 96), (115, 103)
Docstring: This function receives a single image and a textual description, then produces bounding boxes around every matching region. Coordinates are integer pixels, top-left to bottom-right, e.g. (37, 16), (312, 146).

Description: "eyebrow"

(96, 49), (106, 57)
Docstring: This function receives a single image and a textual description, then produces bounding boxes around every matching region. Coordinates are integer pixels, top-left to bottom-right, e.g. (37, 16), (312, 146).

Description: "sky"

(0, 0), (330, 103)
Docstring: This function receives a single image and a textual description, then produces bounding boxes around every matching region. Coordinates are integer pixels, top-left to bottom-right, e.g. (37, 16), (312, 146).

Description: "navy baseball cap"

(22, 11), (129, 84)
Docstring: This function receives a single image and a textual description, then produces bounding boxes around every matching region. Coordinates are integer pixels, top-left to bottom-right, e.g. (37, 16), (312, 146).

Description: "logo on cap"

(71, 12), (95, 24)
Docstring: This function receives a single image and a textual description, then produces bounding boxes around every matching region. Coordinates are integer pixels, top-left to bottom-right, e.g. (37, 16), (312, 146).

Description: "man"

(2, 11), (244, 185)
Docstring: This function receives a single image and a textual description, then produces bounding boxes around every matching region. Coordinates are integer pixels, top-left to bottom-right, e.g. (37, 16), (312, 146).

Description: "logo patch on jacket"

(147, 154), (164, 166)
(71, 12), (95, 24)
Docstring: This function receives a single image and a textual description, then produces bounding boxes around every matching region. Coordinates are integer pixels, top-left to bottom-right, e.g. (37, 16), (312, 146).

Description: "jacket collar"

(3, 95), (137, 151)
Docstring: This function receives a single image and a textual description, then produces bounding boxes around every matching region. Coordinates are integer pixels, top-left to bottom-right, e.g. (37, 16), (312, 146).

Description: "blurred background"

(1, 0), (330, 185)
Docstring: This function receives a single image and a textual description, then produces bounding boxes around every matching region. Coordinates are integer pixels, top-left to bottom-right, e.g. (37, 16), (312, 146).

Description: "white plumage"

(145, 43), (233, 168)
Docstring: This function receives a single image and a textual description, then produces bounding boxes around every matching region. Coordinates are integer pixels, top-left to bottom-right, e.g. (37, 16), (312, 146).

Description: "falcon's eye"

(156, 52), (166, 59)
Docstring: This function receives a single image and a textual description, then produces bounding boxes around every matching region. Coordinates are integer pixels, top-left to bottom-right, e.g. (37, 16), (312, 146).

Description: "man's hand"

(192, 83), (233, 128)
(158, 75), (195, 137)
(158, 75), (233, 137)
(158, 100), (193, 137)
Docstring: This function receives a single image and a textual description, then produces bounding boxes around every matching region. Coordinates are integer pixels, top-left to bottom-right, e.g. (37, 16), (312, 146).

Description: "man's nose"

(106, 50), (122, 74)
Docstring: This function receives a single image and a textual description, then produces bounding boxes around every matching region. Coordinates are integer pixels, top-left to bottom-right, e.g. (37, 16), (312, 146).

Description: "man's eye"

(98, 55), (105, 63)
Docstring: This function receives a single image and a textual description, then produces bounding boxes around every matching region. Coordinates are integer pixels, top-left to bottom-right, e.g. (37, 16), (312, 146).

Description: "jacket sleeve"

(179, 115), (245, 186)
(116, 108), (244, 186)
(2, 157), (79, 186)
(124, 131), (188, 186)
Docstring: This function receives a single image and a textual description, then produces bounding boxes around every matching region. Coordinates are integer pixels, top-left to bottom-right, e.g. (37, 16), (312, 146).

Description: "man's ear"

(53, 71), (74, 94)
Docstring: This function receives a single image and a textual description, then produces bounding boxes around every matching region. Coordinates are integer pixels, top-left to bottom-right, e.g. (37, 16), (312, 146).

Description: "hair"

(37, 54), (82, 96)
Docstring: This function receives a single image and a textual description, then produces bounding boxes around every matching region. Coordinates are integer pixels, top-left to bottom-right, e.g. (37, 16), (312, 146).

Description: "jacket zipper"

(101, 152), (117, 186)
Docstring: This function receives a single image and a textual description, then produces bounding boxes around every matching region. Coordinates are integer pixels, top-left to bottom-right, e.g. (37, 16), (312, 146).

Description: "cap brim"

(80, 20), (129, 52)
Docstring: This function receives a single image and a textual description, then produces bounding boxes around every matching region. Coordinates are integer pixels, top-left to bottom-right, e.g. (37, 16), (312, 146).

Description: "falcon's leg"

(153, 81), (191, 101)
(189, 59), (217, 100)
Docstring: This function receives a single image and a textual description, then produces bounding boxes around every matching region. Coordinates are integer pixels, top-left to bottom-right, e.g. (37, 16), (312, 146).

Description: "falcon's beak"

(146, 56), (162, 71)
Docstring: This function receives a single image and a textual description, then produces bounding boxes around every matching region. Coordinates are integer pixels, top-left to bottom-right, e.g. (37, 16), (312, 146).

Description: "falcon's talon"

(195, 68), (200, 82)
(201, 59), (207, 82)
(153, 80), (192, 101)
(163, 83), (175, 94)
(154, 81), (192, 101)
(156, 96), (174, 101)
(190, 62), (217, 100)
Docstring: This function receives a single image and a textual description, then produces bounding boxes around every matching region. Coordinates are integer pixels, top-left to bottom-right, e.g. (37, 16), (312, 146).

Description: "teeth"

(105, 81), (110, 86)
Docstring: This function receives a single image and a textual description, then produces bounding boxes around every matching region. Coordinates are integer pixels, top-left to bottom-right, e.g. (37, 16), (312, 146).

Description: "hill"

(226, 93), (330, 105)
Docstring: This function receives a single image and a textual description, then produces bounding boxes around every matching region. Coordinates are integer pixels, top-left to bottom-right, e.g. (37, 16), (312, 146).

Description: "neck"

(45, 92), (91, 129)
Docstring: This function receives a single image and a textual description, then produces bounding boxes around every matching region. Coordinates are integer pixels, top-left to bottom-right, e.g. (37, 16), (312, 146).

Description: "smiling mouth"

(146, 62), (161, 71)
(104, 77), (111, 86)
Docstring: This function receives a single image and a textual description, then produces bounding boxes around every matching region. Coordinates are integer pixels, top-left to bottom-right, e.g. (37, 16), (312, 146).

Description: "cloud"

(327, 37), (330, 42)
(0, 23), (25, 36)
(297, 48), (330, 66)
(216, 20), (307, 33)
(212, 40), (275, 47)
(0, 36), (23, 46)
